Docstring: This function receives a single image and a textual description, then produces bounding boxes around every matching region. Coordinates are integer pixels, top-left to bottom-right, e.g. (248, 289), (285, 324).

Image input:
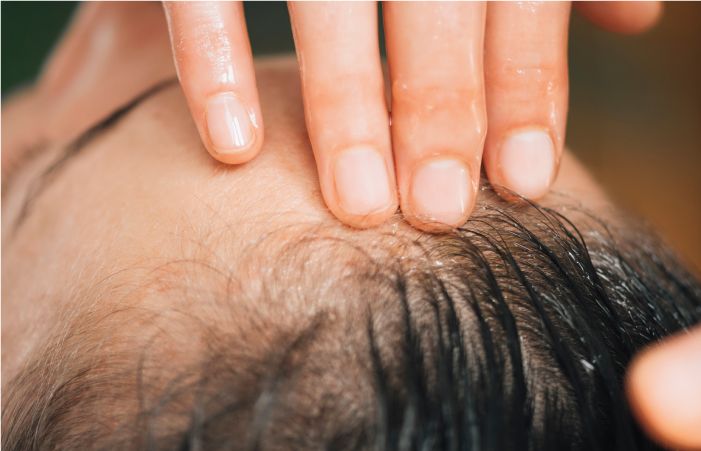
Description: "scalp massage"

(2, 2), (700, 450)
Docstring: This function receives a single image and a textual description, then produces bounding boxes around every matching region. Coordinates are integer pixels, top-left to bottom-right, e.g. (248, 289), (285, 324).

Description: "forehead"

(0, 67), (325, 381)
(2, 223), (390, 448)
(1, 57), (608, 385)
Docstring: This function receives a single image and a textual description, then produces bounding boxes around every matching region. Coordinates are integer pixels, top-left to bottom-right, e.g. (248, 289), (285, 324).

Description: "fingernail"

(500, 129), (555, 199)
(411, 159), (472, 227)
(205, 92), (254, 153)
(334, 146), (393, 216)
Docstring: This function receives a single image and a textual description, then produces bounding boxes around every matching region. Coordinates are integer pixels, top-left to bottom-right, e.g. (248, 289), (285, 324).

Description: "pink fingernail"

(411, 159), (472, 227)
(500, 129), (556, 199)
(334, 146), (393, 216)
(206, 92), (254, 153)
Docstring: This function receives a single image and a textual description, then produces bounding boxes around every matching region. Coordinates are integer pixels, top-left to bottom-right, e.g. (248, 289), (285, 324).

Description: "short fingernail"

(411, 159), (472, 227)
(500, 129), (555, 199)
(205, 92), (254, 153)
(334, 146), (393, 216)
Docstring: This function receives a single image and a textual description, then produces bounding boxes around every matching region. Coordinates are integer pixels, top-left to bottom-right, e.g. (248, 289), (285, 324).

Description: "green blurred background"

(2, 2), (700, 271)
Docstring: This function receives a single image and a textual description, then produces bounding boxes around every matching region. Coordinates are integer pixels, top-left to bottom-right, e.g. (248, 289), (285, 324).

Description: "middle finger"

(384, 1), (487, 231)
(289, 1), (397, 228)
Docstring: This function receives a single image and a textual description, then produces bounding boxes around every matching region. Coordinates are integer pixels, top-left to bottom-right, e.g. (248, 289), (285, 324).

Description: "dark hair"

(3, 186), (700, 451)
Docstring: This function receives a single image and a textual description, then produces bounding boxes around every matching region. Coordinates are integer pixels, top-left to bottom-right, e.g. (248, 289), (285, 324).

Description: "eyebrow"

(10, 78), (178, 236)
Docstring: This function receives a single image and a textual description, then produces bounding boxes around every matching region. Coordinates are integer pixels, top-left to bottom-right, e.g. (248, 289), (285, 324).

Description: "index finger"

(163, 1), (264, 164)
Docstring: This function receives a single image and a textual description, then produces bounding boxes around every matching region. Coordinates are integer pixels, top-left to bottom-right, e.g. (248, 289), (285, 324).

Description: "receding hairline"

(4, 186), (700, 450)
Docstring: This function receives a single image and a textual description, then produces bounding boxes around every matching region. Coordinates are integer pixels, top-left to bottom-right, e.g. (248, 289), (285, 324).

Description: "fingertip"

(626, 328), (701, 450)
(404, 158), (476, 233)
(577, 1), (664, 35)
(404, 213), (472, 234)
(630, 1), (664, 34)
(206, 138), (263, 166)
(488, 129), (558, 202)
(289, 2), (394, 230)
(484, 2), (567, 204)
(613, 1), (663, 35)
(329, 146), (398, 229)
(203, 91), (263, 165)
(164, 1), (263, 166)
(333, 205), (399, 230)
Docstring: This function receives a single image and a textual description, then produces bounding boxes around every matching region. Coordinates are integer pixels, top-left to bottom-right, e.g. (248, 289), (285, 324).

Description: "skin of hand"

(160, 1), (661, 231)
(627, 325), (701, 450)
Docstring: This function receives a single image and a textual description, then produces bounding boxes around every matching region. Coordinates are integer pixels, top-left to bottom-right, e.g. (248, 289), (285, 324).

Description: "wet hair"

(3, 190), (700, 451)
(3, 81), (701, 451)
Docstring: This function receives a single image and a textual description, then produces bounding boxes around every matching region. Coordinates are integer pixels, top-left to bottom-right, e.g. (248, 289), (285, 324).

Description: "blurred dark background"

(2, 2), (700, 271)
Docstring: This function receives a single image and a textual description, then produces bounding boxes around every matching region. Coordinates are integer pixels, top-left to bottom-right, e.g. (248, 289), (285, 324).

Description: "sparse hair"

(3, 187), (700, 451)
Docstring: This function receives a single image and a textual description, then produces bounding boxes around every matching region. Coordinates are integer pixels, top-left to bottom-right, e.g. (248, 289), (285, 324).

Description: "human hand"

(163, 1), (661, 231)
(627, 325), (701, 450)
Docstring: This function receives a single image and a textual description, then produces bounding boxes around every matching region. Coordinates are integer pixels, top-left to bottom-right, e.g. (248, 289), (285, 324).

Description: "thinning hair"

(3, 185), (700, 451)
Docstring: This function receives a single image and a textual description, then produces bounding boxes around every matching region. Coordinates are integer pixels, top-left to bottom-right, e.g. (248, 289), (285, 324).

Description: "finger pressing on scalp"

(288, 2), (397, 228)
(483, 2), (570, 201)
(163, 1), (263, 164)
(576, 1), (663, 35)
(384, 2), (487, 231)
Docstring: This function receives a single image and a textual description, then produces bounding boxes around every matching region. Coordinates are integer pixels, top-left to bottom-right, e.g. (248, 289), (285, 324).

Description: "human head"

(2, 57), (700, 450)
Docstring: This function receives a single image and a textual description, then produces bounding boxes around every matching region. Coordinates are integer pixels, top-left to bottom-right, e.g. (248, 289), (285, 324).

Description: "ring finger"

(483, 2), (570, 201)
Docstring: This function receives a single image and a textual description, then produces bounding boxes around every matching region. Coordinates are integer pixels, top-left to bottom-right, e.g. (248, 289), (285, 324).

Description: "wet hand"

(163, 1), (661, 231)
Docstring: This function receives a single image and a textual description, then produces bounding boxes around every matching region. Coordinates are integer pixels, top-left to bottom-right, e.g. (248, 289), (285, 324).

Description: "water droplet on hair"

(580, 359), (595, 373)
